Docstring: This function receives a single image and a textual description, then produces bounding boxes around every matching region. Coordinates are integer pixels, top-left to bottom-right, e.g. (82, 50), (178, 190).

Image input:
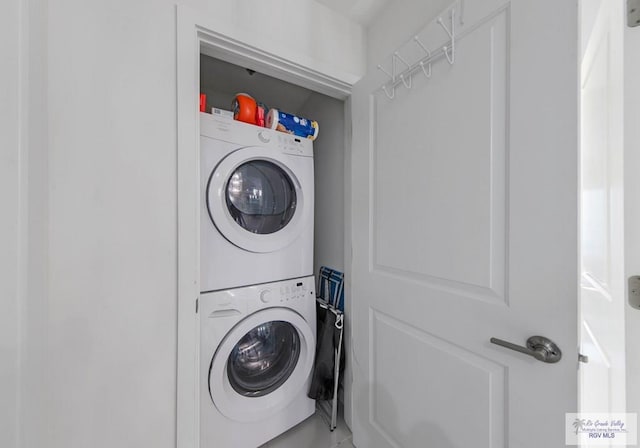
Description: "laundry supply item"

(308, 302), (344, 401)
(308, 266), (345, 431)
(211, 107), (233, 120)
(267, 109), (319, 140)
(318, 266), (344, 311)
(255, 102), (267, 127)
(232, 93), (257, 125)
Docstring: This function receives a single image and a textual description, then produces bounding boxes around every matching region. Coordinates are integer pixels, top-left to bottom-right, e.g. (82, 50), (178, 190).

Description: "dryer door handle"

(208, 309), (242, 318)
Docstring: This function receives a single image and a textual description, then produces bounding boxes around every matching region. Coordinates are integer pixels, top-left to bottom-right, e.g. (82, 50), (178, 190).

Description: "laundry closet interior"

(197, 48), (351, 448)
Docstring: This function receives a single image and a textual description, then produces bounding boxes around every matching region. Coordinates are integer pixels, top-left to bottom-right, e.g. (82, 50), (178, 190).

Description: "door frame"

(624, 17), (640, 422)
(176, 6), (353, 447)
(578, 0), (626, 416)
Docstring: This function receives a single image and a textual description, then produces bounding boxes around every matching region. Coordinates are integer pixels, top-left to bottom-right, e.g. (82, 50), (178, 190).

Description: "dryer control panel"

(200, 112), (313, 157)
(276, 133), (312, 157)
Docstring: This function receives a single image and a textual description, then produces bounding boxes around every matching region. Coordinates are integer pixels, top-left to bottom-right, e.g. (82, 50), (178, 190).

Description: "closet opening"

(199, 53), (348, 297)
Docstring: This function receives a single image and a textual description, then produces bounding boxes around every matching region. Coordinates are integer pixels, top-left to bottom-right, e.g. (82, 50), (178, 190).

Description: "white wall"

(625, 22), (640, 440)
(298, 94), (346, 275)
(1, 1), (22, 447)
(193, 1), (366, 84)
(3, 1), (50, 447)
(21, 0), (50, 445)
(14, 1), (365, 447)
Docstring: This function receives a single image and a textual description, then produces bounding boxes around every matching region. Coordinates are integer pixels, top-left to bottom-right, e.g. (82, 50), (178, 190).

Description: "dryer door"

(206, 147), (312, 253)
(208, 307), (315, 422)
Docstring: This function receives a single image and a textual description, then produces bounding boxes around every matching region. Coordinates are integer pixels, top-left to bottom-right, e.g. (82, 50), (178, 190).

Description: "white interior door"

(579, 0), (626, 421)
(624, 5), (640, 430)
(350, 1), (579, 447)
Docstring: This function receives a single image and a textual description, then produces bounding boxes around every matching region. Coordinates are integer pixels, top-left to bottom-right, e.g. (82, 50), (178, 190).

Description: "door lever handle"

(490, 336), (562, 363)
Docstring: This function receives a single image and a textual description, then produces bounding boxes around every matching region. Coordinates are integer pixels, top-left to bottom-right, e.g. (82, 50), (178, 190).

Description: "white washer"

(200, 113), (314, 293)
(200, 276), (316, 448)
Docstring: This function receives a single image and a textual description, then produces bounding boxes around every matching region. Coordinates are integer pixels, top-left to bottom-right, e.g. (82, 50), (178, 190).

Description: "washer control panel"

(278, 281), (309, 303)
(256, 276), (315, 306)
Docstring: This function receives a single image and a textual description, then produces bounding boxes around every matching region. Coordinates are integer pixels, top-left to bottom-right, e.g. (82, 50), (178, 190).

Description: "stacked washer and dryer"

(199, 112), (317, 447)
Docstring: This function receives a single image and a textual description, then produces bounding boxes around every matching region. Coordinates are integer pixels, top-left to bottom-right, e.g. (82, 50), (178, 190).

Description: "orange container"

(232, 93), (257, 125)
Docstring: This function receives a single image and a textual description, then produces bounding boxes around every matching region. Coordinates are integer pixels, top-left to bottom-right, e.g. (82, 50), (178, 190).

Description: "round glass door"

(206, 147), (311, 254)
(208, 307), (315, 422)
(227, 321), (300, 397)
(226, 161), (297, 235)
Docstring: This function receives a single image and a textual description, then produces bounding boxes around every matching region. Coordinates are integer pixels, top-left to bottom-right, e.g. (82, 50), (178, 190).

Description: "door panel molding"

(369, 308), (506, 448)
(369, 9), (510, 305)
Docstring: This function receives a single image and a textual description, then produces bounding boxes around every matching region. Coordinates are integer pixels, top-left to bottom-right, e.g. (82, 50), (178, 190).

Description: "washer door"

(207, 147), (309, 253)
(209, 308), (315, 422)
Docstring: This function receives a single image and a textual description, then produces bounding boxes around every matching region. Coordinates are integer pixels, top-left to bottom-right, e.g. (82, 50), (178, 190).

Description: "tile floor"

(261, 408), (353, 448)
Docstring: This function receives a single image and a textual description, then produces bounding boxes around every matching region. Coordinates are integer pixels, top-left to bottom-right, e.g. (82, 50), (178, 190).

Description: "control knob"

(260, 289), (272, 303)
(258, 131), (271, 143)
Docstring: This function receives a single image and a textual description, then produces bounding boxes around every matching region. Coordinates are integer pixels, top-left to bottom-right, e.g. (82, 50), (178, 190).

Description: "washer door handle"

(490, 336), (562, 363)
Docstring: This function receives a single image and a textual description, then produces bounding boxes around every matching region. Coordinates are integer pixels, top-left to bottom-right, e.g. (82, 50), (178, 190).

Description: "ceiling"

(315, 0), (393, 25)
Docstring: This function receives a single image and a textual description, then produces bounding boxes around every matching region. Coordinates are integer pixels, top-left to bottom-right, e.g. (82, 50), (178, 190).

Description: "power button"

(260, 289), (272, 303)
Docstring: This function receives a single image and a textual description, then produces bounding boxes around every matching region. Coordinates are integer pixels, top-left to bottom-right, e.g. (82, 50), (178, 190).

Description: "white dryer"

(200, 276), (316, 448)
(200, 113), (314, 293)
